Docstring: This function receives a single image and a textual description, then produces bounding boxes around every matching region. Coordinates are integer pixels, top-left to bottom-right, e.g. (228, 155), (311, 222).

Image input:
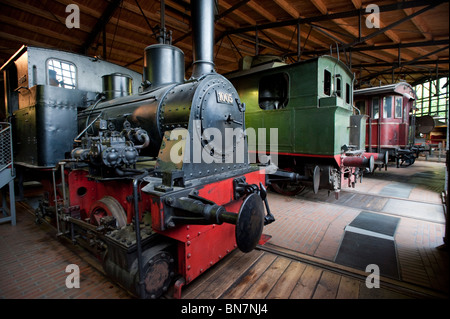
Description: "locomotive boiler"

(227, 55), (387, 198)
(1, 0), (274, 299)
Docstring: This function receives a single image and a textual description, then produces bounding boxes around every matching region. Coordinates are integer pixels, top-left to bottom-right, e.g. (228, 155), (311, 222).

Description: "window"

(345, 83), (351, 104)
(258, 73), (289, 110)
(324, 69), (331, 96)
(47, 58), (76, 89)
(372, 97), (379, 119)
(383, 96), (392, 118)
(413, 76), (448, 122)
(336, 77), (341, 97)
(394, 96), (403, 118)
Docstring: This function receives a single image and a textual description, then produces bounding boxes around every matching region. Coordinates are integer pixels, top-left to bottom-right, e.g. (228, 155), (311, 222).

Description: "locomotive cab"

(228, 55), (377, 197)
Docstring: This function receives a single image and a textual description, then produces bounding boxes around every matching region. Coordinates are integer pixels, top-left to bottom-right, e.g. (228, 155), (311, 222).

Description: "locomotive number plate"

(216, 90), (233, 105)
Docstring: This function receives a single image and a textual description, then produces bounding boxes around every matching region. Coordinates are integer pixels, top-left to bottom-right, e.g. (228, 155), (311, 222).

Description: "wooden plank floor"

(181, 247), (442, 299)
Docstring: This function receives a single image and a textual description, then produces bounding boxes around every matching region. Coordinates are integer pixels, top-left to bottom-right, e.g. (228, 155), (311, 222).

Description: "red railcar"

(354, 82), (421, 166)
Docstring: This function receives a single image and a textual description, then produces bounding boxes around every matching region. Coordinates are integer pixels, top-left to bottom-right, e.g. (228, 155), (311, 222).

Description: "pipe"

(159, 0), (166, 44)
(74, 111), (103, 143)
(52, 168), (61, 236)
(133, 171), (149, 299)
(191, 0), (216, 78)
(351, 74), (360, 114)
(60, 162), (67, 208)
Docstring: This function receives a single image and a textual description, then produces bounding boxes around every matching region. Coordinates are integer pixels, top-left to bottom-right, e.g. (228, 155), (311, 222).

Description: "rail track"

(254, 242), (448, 299)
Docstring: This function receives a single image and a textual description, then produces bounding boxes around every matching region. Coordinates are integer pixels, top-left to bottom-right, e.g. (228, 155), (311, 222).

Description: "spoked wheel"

(272, 182), (306, 196)
(271, 167), (306, 196)
(89, 196), (127, 228)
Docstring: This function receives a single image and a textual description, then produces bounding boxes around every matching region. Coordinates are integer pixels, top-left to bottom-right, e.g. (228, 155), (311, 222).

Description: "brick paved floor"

(0, 202), (131, 299)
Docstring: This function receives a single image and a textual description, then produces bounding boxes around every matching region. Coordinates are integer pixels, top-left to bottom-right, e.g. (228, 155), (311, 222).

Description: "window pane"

(395, 97), (402, 118)
(336, 77), (341, 97)
(47, 58), (76, 89)
(383, 96), (392, 118)
(324, 70), (331, 96)
(372, 97), (379, 119)
(346, 83), (350, 104)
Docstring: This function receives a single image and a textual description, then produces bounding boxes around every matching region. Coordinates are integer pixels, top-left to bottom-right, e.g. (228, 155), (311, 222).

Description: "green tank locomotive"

(228, 55), (385, 198)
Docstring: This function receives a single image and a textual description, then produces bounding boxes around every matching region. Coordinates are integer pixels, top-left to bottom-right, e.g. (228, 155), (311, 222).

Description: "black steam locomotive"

(1, 0), (275, 299)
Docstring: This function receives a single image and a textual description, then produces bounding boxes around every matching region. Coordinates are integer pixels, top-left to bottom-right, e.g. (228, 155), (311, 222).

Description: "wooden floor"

(181, 246), (446, 299)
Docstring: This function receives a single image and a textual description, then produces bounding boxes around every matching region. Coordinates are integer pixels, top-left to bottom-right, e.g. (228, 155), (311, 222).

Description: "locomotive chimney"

(191, 0), (216, 78)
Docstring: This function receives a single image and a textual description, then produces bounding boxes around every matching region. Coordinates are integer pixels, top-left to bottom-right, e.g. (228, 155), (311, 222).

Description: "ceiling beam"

(223, 0), (448, 36)
(351, 59), (449, 69)
(360, 45), (450, 81)
(217, 0), (251, 21)
(296, 39), (449, 56)
(82, 0), (123, 53)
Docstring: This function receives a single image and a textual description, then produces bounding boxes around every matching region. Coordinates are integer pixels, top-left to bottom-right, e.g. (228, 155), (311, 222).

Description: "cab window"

(47, 58), (76, 89)
(336, 77), (341, 97)
(323, 70), (331, 96)
(345, 83), (351, 104)
(258, 73), (289, 110)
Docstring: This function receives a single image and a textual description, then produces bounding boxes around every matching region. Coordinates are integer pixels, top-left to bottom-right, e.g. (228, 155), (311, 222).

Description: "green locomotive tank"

(228, 55), (384, 198)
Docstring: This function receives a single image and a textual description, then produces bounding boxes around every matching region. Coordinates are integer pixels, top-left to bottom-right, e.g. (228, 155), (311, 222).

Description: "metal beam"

(216, 0), (251, 21)
(351, 59), (449, 69)
(296, 39), (449, 56)
(82, 0), (123, 53)
(360, 46), (450, 81)
(221, 0), (448, 38)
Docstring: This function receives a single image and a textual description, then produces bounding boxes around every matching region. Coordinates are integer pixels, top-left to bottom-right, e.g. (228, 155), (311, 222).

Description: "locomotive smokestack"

(191, 0), (216, 78)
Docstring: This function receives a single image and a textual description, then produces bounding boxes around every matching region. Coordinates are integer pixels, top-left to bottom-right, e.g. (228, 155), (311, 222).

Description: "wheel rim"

(89, 196), (127, 228)
(271, 167), (306, 196)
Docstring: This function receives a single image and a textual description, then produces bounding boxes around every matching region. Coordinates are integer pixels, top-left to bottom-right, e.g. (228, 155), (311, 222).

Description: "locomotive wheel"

(235, 193), (265, 253)
(271, 167), (306, 196)
(89, 196), (127, 228)
(139, 251), (175, 299)
(272, 182), (306, 196)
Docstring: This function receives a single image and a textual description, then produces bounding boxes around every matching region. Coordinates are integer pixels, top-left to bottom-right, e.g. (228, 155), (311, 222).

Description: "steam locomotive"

(1, 0), (276, 299)
(227, 55), (386, 198)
